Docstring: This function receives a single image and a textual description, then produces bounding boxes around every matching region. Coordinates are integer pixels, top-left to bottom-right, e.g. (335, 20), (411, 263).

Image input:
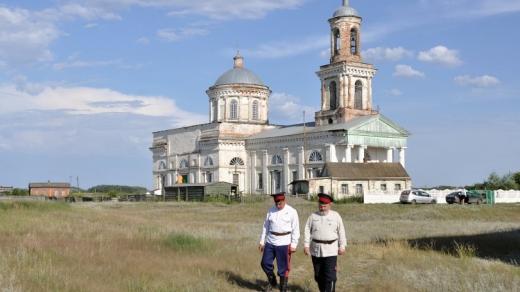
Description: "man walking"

(304, 193), (347, 292)
(259, 192), (300, 292)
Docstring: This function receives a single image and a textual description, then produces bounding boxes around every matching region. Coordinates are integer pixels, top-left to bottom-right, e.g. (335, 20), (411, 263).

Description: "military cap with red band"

(318, 193), (333, 204)
(271, 192), (286, 202)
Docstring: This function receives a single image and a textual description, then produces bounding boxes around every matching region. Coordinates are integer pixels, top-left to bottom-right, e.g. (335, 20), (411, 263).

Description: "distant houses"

(0, 186), (13, 194)
(28, 182), (71, 199)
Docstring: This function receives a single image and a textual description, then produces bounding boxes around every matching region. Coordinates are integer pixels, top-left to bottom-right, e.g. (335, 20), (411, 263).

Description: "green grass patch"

(0, 201), (70, 212)
(163, 232), (209, 252)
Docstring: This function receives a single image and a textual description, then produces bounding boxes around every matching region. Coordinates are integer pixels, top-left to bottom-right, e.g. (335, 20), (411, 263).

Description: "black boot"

(322, 280), (336, 292)
(279, 276), (288, 292)
(264, 272), (277, 292)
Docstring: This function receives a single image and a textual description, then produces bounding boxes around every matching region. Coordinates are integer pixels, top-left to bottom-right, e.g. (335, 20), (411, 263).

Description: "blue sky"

(1, 0), (519, 189)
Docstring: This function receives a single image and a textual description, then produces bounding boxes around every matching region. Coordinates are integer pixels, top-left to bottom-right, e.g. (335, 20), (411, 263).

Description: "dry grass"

(0, 199), (519, 291)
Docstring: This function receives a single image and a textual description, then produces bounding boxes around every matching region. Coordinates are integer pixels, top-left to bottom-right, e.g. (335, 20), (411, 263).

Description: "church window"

(309, 151), (323, 162)
(180, 159), (189, 169)
(333, 29), (341, 55)
(271, 154), (283, 165)
(350, 28), (358, 55)
(230, 100), (238, 120)
(204, 157), (213, 167)
(355, 80), (363, 110)
(252, 100), (259, 120)
(158, 161), (167, 170)
(229, 157), (244, 166)
(329, 81), (337, 110)
(257, 173), (263, 190)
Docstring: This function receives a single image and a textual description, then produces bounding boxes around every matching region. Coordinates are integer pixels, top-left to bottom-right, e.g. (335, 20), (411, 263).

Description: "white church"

(150, 0), (412, 198)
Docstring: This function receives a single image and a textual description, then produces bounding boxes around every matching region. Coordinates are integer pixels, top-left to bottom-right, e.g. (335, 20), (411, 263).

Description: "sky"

(1, 0), (519, 189)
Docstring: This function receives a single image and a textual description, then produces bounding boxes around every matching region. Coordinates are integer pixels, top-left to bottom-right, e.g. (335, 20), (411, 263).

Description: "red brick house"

(28, 182), (71, 198)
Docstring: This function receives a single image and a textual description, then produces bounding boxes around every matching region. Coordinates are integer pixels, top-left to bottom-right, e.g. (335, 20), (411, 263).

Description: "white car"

(399, 190), (437, 204)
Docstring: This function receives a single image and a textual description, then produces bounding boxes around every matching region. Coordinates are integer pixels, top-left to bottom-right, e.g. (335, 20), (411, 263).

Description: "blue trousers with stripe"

(261, 243), (291, 277)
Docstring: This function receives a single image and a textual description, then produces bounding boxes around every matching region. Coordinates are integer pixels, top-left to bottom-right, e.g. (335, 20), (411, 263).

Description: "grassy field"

(0, 199), (519, 292)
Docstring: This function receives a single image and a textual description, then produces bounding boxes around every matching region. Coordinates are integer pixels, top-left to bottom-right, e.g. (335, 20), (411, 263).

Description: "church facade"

(151, 1), (411, 198)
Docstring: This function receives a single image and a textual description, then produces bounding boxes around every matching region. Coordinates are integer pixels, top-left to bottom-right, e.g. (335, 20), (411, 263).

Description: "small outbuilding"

(164, 182), (238, 201)
(307, 163), (411, 199)
(28, 182), (71, 199)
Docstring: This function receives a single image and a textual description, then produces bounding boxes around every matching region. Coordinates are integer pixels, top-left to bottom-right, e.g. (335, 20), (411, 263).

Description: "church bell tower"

(315, 0), (377, 126)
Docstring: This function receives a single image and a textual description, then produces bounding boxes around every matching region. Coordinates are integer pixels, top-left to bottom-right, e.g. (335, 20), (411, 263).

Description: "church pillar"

(327, 144), (338, 162)
(249, 151), (256, 193)
(387, 147), (394, 163)
(345, 145), (353, 163)
(283, 148), (290, 192)
(339, 74), (346, 107)
(298, 146), (305, 180)
(321, 81), (327, 110)
(399, 147), (407, 167)
(357, 145), (366, 163)
(348, 75), (354, 108)
(195, 154), (201, 183)
(262, 150), (268, 195)
(368, 77), (373, 110)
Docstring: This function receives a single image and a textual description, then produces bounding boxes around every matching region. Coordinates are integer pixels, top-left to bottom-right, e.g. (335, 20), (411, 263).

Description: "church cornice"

(317, 63), (376, 79)
(206, 85), (271, 100)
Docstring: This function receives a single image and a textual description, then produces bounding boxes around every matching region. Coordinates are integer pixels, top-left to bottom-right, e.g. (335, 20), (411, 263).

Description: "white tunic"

(304, 210), (347, 257)
(259, 204), (300, 248)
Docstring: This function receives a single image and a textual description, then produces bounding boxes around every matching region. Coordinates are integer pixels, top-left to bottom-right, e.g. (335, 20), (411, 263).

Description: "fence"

(364, 189), (520, 204)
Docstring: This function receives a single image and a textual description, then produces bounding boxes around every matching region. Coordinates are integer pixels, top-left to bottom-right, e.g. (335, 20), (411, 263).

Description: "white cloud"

(0, 7), (60, 65)
(388, 89), (403, 96)
(454, 75), (500, 87)
(269, 92), (317, 123)
(363, 47), (413, 62)
(242, 35), (328, 59)
(0, 83), (205, 124)
(53, 58), (122, 70)
(418, 45), (462, 67)
(137, 37), (151, 45)
(157, 27), (209, 42)
(393, 65), (425, 78)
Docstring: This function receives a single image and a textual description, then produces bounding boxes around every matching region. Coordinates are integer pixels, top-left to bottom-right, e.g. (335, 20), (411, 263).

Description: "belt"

(270, 231), (291, 236)
(312, 239), (337, 244)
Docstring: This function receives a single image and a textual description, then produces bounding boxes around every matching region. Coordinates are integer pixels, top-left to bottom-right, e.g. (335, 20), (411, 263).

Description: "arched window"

(329, 81), (337, 110)
(179, 159), (189, 169)
(158, 161), (167, 170)
(230, 100), (238, 120)
(229, 157), (244, 166)
(204, 157), (213, 167)
(309, 151), (323, 162)
(355, 80), (363, 110)
(333, 29), (341, 55)
(252, 100), (259, 120)
(271, 155), (283, 165)
(350, 28), (358, 55)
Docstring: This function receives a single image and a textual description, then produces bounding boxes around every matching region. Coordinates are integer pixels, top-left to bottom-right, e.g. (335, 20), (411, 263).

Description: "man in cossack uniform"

(259, 192), (300, 292)
(304, 193), (347, 292)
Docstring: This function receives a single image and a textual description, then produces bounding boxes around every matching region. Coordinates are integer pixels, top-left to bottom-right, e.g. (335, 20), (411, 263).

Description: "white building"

(151, 1), (411, 198)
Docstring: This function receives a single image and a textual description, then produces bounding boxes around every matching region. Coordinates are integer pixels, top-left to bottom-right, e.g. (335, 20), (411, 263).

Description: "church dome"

(333, 1), (360, 18)
(214, 53), (265, 86)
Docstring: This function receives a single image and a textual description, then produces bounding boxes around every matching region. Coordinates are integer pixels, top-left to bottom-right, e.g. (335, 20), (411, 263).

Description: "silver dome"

(214, 65), (264, 86)
(333, 6), (360, 18)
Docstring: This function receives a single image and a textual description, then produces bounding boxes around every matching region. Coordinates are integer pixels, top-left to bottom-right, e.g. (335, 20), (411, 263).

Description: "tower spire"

(343, 0), (349, 6)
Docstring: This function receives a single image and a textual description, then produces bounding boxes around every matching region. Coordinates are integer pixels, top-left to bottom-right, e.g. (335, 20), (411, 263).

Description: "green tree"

(10, 188), (29, 196)
(513, 172), (520, 188)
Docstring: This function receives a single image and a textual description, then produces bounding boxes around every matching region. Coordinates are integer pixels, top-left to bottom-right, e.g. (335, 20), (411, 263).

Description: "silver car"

(400, 190), (437, 204)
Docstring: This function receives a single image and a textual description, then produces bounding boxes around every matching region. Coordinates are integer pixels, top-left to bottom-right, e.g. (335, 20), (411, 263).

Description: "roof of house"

(29, 182), (71, 188)
(321, 163), (410, 179)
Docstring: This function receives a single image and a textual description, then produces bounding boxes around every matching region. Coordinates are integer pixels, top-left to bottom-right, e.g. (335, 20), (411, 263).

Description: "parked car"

(446, 190), (485, 204)
(400, 190), (437, 204)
